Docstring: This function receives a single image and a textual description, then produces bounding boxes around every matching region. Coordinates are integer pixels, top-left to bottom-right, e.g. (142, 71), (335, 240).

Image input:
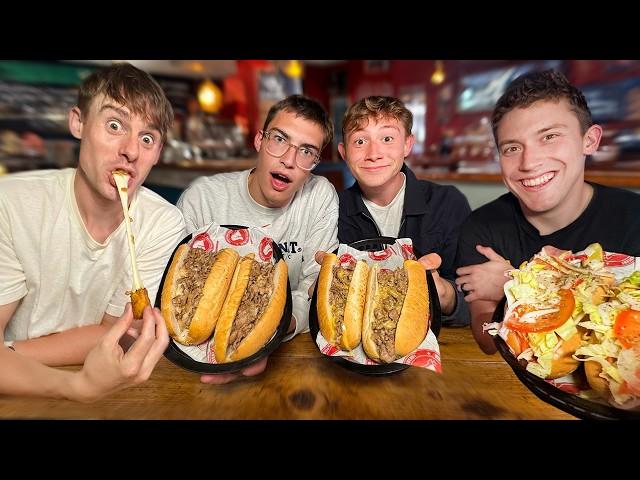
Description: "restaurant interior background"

(2, 59), (640, 209)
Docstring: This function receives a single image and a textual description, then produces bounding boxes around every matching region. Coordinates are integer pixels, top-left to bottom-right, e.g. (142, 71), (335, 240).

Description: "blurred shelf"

(411, 157), (640, 188)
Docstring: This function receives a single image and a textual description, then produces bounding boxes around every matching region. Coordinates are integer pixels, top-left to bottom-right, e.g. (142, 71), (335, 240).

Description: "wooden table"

(0, 328), (575, 420)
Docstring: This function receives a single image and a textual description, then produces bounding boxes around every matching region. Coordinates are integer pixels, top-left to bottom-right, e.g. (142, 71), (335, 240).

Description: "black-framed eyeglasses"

(260, 130), (321, 171)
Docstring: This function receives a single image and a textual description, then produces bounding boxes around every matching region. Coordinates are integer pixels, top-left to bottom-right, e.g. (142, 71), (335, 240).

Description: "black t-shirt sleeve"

(455, 212), (495, 271)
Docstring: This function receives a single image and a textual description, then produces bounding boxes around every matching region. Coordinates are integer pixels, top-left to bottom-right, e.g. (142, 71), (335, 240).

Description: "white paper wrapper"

(314, 238), (442, 373)
(173, 223), (280, 364)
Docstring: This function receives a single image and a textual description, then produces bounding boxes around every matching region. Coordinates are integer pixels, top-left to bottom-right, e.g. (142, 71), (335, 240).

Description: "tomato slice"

(614, 309), (640, 349)
(505, 289), (575, 333)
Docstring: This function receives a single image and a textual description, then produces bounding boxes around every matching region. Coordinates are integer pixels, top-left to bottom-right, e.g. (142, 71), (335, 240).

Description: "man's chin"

(265, 190), (294, 209)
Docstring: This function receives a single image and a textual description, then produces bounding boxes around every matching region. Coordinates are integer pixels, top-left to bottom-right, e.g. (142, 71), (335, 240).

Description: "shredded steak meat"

(228, 260), (275, 352)
(372, 268), (408, 362)
(172, 248), (218, 330)
(328, 265), (354, 343)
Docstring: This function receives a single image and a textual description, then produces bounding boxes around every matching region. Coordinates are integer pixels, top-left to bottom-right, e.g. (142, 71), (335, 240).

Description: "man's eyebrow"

(271, 127), (320, 151)
(99, 103), (161, 133)
(99, 104), (130, 119)
(498, 124), (569, 148)
(536, 123), (567, 134)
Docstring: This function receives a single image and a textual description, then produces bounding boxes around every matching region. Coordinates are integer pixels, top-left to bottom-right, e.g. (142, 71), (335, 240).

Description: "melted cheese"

(112, 170), (143, 290)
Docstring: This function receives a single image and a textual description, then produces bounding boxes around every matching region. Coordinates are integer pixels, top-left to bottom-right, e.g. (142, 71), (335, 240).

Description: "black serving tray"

(309, 236), (441, 376)
(492, 296), (640, 420)
(157, 225), (292, 374)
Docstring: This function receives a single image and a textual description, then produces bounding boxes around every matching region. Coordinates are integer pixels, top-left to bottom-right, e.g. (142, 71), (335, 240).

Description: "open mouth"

(109, 169), (134, 189)
(520, 172), (555, 188)
(270, 172), (292, 191)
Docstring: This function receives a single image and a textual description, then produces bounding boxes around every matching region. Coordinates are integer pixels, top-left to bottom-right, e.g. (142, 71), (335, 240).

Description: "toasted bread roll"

(317, 253), (369, 351)
(362, 260), (429, 363)
(213, 254), (288, 362)
(161, 245), (239, 345)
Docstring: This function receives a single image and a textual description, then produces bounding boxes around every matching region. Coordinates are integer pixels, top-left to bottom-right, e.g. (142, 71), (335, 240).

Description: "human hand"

(199, 356), (269, 385)
(455, 245), (512, 303)
(308, 250), (329, 297)
(418, 253), (456, 315)
(73, 303), (169, 402)
(314, 250), (327, 266)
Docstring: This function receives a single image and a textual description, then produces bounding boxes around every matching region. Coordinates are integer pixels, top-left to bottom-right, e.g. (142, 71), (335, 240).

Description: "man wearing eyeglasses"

(177, 94), (338, 384)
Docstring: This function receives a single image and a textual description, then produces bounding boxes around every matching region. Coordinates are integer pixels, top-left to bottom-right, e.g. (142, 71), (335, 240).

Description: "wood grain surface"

(0, 328), (576, 420)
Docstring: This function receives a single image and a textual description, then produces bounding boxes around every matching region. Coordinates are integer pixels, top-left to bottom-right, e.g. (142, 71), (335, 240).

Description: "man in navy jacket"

(336, 96), (471, 326)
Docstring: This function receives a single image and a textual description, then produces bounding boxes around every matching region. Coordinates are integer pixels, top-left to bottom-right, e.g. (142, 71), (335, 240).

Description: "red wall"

(302, 60), (640, 155)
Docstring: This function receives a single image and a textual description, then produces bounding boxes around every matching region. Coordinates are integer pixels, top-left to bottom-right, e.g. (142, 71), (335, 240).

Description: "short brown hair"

(262, 94), (334, 149)
(491, 69), (593, 143)
(342, 96), (413, 141)
(77, 62), (174, 143)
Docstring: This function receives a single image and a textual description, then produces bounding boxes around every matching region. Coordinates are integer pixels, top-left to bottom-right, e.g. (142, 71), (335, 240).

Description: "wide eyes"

(108, 120), (122, 132)
(107, 119), (156, 147)
(141, 134), (155, 146)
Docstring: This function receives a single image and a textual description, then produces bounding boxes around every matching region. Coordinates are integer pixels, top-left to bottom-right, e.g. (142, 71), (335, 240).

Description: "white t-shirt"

(362, 173), (406, 237)
(177, 168), (339, 338)
(0, 168), (186, 341)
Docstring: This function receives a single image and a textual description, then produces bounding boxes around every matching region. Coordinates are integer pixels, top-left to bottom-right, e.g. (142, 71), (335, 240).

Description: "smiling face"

(339, 115), (414, 202)
(69, 93), (163, 205)
(249, 109), (325, 208)
(497, 99), (602, 221)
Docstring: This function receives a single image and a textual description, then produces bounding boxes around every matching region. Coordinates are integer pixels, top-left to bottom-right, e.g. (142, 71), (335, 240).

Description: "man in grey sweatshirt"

(177, 94), (339, 384)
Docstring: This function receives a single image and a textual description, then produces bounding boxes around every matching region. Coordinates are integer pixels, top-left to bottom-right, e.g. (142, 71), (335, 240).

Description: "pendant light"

(197, 78), (223, 113)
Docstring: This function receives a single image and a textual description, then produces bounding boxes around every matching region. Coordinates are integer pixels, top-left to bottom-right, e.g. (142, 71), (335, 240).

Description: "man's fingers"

(200, 373), (239, 385)
(315, 251), (327, 265)
(123, 306), (158, 363)
(199, 356), (268, 384)
(456, 265), (473, 276)
(242, 356), (268, 377)
(136, 309), (170, 380)
(464, 291), (480, 302)
(418, 252), (442, 270)
(102, 303), (135, 346)
(476, 245), (505, 262)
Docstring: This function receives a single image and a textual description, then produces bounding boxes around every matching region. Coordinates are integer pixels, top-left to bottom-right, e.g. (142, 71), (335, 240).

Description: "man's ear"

(403, 134), (415, 158)
(68, 107), (83, 140)
(338, 142), (346, 161)
(254, 130), (263, 153)
(583, 124), (603, 155)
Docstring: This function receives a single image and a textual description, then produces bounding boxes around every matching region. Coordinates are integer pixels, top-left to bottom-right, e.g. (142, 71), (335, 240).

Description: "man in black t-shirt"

(454, 69), (640, 354)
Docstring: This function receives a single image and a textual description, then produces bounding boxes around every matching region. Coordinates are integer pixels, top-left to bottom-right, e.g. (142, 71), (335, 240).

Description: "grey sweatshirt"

(177, 169), (339, 339)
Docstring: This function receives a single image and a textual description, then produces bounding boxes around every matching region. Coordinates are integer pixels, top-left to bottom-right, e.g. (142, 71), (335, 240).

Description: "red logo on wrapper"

(401, 243), (415, 260)
(259, 237), (273, 262)
(321, 344), (340, 356)
(604, 252), (634, 267)
(225, 228), (249, 246)
(191, 232), (213, 251)
(339, 253), (356, 268)
(405, 349), (441, 372)
(369, 247), (393, 261)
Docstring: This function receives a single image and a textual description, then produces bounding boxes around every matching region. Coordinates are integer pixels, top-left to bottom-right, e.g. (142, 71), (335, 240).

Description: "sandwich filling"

(172, 247), (218, 330)
(329, 265), (355, 343)
(372, 268), (408, 363)
(229, 260), (275, 353)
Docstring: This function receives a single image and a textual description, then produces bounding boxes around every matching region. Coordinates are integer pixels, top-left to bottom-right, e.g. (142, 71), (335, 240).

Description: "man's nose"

(519, 147), (543, 171)
(279, 145), (297, 167)
(365, 140), (383, 161)
(119, 134), (139, 162)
